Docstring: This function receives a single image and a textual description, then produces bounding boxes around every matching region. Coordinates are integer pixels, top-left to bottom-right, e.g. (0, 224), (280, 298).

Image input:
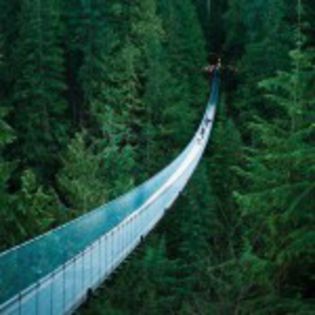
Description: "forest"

(0, 0), (314, 314)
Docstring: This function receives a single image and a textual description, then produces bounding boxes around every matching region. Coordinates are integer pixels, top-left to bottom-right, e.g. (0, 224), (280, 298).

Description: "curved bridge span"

(0, 73), (220, 315)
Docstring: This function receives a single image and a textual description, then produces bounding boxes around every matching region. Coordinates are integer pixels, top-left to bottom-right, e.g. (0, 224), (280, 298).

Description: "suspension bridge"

(0, 72), (220, 315)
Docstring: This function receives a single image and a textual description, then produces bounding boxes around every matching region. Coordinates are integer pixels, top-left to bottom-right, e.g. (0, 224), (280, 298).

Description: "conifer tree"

(0, 110), (15, 250)
(57, 133), (107, 214)
(235, 10), (315, 312)
(127, 0), (163, 175)
(12, 171), (60, 242)
(57, 1), (140, 216)
(175, 165), (216, 301)
(224, 0), (295, 137)
(0, 39), (15, 250)
(57, 132), (135, 215)
(1, 170), (60, 249)
(157, 0), (207, 148)
(0, 1), (20, 101)
(193, 0), (227, 51)
(204, 106), (246, 314)
(84, 238), (181, 315)
(10, 0), (68, 178)
(63, 0), (109, 131)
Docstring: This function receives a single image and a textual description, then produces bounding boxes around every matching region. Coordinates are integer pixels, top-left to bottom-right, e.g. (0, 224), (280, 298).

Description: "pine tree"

(10, 0), (69, 178)
(127, 0), (164, 176)
(0, 37), (15, 250)
(176, 103), (245, 314)
(1, 170), (60, 249)
(175, 165), (217, 303)
(0, 110), (15, 250)
(61, 0), (139, 209)
(204, 105), (247, 314)
(0, 0), (20, 102)
(157, 0), (208, 150)
(15, 171), (60, 239)
(224, 0), (295, 138)
(57, 133), (106, 214)
(57, 132), (135, 215)
(85, 238), (181, 315)
(235, 10), (315, 312)
(161, 0), (207, 106)
(62, 0), (110, 131)
(193, 0), (227, 51)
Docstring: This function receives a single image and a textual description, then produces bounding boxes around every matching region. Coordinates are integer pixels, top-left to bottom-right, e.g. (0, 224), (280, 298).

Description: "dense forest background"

(0, 0), (314, 314)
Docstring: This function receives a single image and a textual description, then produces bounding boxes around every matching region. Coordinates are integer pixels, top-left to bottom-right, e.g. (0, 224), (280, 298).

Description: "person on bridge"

(202, 58), (221, 76)
(205, 117), (212, 126)
(202, 53), (237, 78)
(201, 127), (205, 138)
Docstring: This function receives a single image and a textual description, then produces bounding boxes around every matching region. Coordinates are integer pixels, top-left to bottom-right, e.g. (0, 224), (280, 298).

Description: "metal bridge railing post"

(111, 231), (115, 270)
(110, 231), (114, 273)
(132, 216), (135, 241)
(98, 238), (101, 283)
(140, 210), (144, 239)
(89, 246), (93, 289)
(124, 224), (127, 254)
(104, 235), (108, 277)
(117, 227), (120, 259)
(35, 281), (40, 315)
(50, 271), (54, 315)
(126, 219), (129, 250)
(18, 292), (22, 315)
(128, 218), (132, 248)
(122, 224), (125, 254)
(126, 221), (129, 251)
(62, 264), (66, 313)
(82, 250), (85, 295)
(73, 256), (76, 304)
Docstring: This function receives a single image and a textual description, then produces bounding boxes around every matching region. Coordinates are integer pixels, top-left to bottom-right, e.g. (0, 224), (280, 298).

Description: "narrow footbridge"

(0, 73), (220, 315)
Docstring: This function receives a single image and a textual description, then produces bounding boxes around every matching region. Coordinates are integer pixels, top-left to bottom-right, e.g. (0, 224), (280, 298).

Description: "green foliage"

(0, 0), (313, 314)
(0, 103), (14, 149)
(58, 132), (135, 214)
(0, 81), (16, 250)
(224, 0), (295, 138)
(196, 106), (245, 314)
(235, 45), (314, 313)
(84, 238), (181, 315)
(1, 170), (59, 250)
(10, 0), (69, 177)
(57, 133), (107, 214)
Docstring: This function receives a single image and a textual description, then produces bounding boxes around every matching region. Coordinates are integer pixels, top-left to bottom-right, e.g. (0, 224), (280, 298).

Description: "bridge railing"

(0, 74), (219, 315)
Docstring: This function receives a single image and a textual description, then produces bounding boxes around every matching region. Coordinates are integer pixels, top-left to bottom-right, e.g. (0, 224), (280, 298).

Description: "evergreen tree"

(1, 170), (60, 249)
(10, 0), (68, 178)
(0, 0), (20, 103)
(61, 0), (138, 209)
(0, 38), (15, 249)
(235, 17), (315, 313)
(193, 0), (227, 51)
(58, 132), (135, 215)
(0, 108), (15, 250)
(127, 0), (164, 176)
(57, 133), (107, 214)
(224, 0), (295, 138)
(204, 110), (247, 314)
(175, 165), (217, 307)
(84, 238), (181, 315)
(14, 171), (60, 241)
(157, 0), (208, 149)
(62, 0), (110, 131)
